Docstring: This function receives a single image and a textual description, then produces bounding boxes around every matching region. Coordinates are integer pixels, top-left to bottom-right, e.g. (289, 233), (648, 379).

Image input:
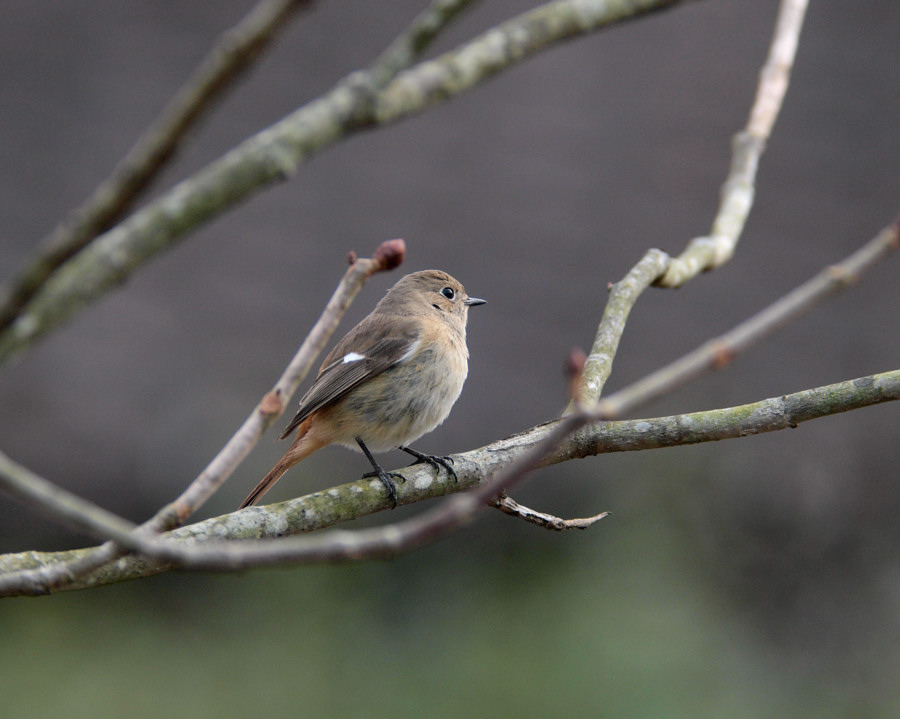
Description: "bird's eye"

(441, 287), (455, 300)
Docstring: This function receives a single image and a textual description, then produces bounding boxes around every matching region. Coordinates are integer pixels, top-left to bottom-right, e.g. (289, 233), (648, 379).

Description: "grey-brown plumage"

(239, 270), (485, 508)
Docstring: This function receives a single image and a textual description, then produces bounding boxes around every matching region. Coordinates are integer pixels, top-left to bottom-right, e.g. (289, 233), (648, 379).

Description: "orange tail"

(238, 419), (325, 508)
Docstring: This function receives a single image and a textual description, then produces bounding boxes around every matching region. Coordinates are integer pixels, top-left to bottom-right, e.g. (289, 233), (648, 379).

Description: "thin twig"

(657, 0), (809, 286)
(0, 451), (139, 543)
(161, 238), (405, 528)
(369, 0), (478, 87)
(565, 249), (671, 413)
(514, 2), (811, 509)
(568, 0), (809, 403)
(494, 493), (609, 531)
(602, 219), (898, 416)
(0, 0), (695, 364)
(0, 0), (314, 332)
(523, 0), (809, 521)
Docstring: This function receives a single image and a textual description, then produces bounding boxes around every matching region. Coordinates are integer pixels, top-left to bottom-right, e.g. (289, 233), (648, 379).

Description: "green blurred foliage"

(4, 454), (899, 718)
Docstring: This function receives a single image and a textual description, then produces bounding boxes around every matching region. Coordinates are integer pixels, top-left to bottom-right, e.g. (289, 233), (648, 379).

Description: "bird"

(239, 269), (485, 509)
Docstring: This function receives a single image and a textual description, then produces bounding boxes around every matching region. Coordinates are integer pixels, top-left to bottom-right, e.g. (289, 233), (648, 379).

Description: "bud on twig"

(373, 238), (406, 272)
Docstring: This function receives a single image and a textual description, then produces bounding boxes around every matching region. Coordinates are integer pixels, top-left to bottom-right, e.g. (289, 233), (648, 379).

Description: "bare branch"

(369, 0), (479, 87)
(565, 1), (809, 407)
(658, 0), (809, 286)
(3, 366), (898, 593)
(160, 238), (406, 528)
(130, 412), (595, 569)
(0, 0), (314, 332)
(0, 0), (697, 364)
(598, 218), (898, 417)
(566, 249), (671, 412)
(494, 493), (610, 531)
(0, 451), (139, 544)
(372, 0), (697, 124)
(2, 218), (894, 591)
(521, 2), (808, 527)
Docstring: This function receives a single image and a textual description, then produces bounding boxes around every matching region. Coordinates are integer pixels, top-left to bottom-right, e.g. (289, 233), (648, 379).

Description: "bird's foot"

(399, 446), (457, 482)
(361, 467), (402, 508)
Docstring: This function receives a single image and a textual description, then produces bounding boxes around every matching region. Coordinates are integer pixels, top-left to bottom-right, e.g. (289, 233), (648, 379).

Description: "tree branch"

(369, 0), (479, 87)
(1, 217), (895, 593)
(658, 0), (809, 286)
(566, 248), (671, 412)
(0, 0), (314, 332)
(0, 0), (698, 364)
(595, 218), (898, 417)
(564, 0), (809, 408)
(493, 493), (610, 531)
(512, 0), (811, 523)
(2, 367), (897, 590)
(371, 0), (697, 124)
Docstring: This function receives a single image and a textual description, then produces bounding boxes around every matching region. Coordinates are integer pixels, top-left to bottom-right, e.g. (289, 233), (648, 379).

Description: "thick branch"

(2, 368), (898, 592)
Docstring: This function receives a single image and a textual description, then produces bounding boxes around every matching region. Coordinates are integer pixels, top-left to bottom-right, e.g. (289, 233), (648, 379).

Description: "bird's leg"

(356, 437), (401, 508)
(399, 446), (457, 482)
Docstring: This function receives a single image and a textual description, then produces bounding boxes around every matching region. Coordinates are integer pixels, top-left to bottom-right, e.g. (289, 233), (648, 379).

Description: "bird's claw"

(400, 447), (458, 482)
(361, 468), (402, 508)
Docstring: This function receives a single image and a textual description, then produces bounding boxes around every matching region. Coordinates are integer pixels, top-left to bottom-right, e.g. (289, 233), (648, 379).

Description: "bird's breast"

(327, 336), (469, 451)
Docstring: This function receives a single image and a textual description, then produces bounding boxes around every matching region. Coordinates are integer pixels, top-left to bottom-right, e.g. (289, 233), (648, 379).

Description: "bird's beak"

(464, 296), (487, 307)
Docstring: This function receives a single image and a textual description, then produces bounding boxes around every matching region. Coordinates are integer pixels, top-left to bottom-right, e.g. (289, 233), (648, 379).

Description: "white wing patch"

(341, 352), (366, 364)
(399, 338), (421, 363)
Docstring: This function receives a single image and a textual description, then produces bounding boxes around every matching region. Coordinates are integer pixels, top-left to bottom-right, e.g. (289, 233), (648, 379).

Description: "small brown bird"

(239, 270), (485, 508)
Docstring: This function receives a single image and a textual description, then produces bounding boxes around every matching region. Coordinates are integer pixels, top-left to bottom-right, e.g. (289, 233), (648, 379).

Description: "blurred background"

(1, 0), (899, 716)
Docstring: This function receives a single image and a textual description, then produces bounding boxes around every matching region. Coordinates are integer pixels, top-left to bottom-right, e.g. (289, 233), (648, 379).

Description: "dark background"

(1, 1), (898, 716)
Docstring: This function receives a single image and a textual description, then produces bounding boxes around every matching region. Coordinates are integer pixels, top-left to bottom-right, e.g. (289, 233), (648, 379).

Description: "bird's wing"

(279, 316), (421, 439)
